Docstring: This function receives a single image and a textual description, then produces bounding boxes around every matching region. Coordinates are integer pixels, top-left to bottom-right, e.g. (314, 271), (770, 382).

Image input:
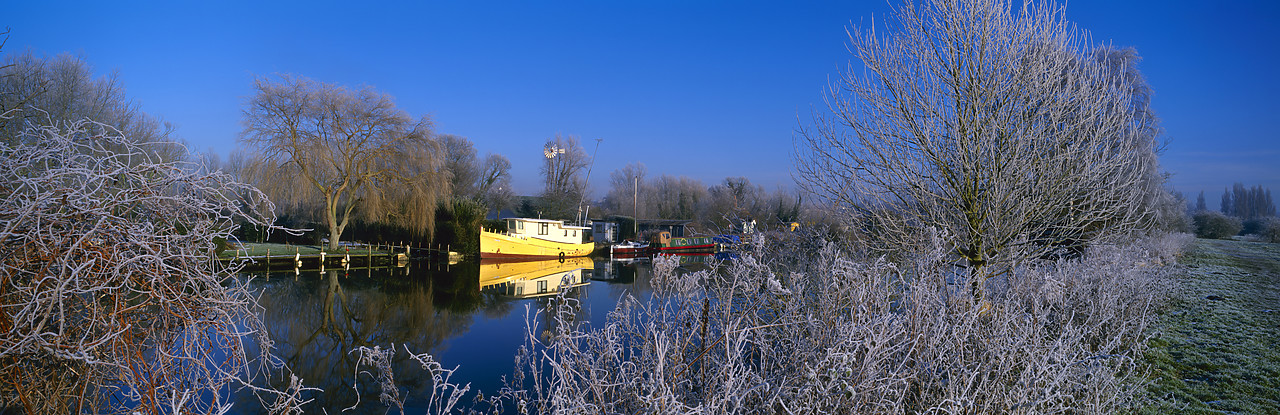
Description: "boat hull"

(480, 229), (594, 259)
(610, 245), (652, 255)
(653, 236), (718, 254)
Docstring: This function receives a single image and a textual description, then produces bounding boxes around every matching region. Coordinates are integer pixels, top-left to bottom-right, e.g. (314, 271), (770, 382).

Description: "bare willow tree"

(796, 0), (1159, 297)
(0, 120), (304, 413)
(241, 75), (447, 250)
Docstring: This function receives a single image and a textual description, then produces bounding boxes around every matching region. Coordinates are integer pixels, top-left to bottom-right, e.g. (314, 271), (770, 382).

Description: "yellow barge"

(480, 218), (593, 259)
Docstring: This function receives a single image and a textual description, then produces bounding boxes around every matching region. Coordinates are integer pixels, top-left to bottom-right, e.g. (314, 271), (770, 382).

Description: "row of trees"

(1190, 183), (1277, 240)
(233, 75), (534, 250)
(597, 164), (803, 231)
(235, 76), (811, 249)
(1192, 183), (1276, 219)
(0, 47), (793, 251)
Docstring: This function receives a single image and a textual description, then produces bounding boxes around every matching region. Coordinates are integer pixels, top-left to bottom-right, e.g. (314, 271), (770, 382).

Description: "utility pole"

(578, 138), (603, 226)
(633, 175), (639, 236)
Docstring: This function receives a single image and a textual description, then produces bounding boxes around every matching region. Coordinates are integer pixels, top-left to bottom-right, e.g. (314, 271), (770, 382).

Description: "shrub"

(463, 230), (1181, 414)
(433, 197), (488, 254)
(340, 229), (1182, 414)
(1192, 211), (1243, 239)
(1252, 217), (1280, 243)
(0, 121), (302, 413)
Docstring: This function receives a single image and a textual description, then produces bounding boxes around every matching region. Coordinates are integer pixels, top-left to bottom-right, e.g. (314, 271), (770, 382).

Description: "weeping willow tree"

(241, 75), (448, 250)
(796, 0), (1162, 300)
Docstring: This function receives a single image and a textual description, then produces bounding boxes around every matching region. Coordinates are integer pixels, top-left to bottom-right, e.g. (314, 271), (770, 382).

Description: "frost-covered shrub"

(0, 121), (301, 413)
(1193, 211), (1242, 239)
(1251, 217), (1280, 243)
(473, 230), (1183, 414)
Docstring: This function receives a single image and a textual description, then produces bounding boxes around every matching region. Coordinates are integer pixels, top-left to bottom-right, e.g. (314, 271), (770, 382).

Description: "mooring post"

(266, 248), (270, 272)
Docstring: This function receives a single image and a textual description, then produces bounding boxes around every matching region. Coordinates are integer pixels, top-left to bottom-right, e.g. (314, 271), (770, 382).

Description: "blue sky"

(8, 1), (1278, 206)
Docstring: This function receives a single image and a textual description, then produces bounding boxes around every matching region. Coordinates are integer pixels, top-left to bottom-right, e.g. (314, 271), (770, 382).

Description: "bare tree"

(1196, 190), (1207, 212)
(477, 153), (515, 213)
(1, 50), (180, 159)
(439, 133), (480, 198)
(796, 0), (1159, 298)
(0, 120), (304, 413)
(604, 162), (650, 218)
(538, 133), (590, 219)
(653, 175), (708, 220)
(241, 74), (447, 250)
(707, 176), (767, 229)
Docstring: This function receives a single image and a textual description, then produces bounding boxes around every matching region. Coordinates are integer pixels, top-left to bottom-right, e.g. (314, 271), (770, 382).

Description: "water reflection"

(236, 256), (667, 413)
(479, 257), (593, 298)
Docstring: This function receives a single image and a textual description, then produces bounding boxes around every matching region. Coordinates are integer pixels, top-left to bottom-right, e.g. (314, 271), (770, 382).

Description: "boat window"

(538, 280), (548, 293)
(508, 220), (516, 231)
(564, 229), (568, 237)
(539, 223), (549, 235)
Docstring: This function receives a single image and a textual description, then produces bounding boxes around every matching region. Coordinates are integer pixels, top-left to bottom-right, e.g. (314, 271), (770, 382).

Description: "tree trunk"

(326, 195), (342, 251)
(328, 224), (342, 251)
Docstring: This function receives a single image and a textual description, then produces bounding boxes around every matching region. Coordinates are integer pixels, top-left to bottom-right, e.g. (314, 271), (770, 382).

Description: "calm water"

(233, 255), (717, 413)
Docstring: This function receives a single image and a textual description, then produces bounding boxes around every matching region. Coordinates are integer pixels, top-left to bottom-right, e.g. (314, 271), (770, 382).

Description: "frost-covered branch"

(0, 119), (299, 413)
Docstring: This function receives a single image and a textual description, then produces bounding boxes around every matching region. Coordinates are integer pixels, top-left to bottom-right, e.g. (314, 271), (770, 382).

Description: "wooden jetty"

(221, 242), (462, 272)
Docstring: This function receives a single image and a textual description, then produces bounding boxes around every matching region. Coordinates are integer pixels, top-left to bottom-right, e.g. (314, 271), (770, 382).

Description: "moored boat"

(609, 240), (652, 255)
(655, 236), (716, 253)
(480, 218), (593, 259)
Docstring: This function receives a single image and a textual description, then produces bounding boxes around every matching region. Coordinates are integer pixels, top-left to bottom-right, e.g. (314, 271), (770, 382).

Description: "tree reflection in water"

(232, 258), (659, 413)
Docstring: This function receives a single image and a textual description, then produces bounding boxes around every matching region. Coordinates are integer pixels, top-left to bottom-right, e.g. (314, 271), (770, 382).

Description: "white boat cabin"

(504, 218), (591, 244)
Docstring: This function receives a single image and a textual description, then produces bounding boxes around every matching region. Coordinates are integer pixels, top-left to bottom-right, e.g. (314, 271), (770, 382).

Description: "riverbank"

(1141, 238), (1280, 413)
(217, 242), (460, 271)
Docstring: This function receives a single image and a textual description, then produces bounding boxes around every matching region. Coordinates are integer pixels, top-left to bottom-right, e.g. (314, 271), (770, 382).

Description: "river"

(232, 255), (719, 413)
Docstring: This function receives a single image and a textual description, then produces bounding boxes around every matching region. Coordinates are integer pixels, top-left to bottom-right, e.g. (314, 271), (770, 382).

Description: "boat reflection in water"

(478, 257), (594, 298)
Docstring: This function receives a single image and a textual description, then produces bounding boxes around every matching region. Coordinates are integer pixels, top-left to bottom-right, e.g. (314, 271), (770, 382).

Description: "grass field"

(1140, 238), (1280, 413)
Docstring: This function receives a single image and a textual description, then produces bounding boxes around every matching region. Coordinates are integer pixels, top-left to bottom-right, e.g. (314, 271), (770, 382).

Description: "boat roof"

(501, 217), (591, 229)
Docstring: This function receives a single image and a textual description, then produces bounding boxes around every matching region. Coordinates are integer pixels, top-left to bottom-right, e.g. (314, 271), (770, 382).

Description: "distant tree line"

(1190, 183), (1278, 241)
(1219, 183), (1276, 219)
(593, 162), (806, 234)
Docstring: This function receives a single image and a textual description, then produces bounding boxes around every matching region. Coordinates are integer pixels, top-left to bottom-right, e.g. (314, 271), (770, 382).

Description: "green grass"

(1139, 239), (1280, 414)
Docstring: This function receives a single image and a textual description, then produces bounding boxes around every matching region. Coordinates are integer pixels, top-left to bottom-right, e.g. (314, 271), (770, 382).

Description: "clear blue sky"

(8, 0), (1279, 206)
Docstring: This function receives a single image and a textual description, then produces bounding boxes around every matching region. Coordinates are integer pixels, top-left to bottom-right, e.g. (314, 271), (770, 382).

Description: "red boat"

(610, 240), (652, 255)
